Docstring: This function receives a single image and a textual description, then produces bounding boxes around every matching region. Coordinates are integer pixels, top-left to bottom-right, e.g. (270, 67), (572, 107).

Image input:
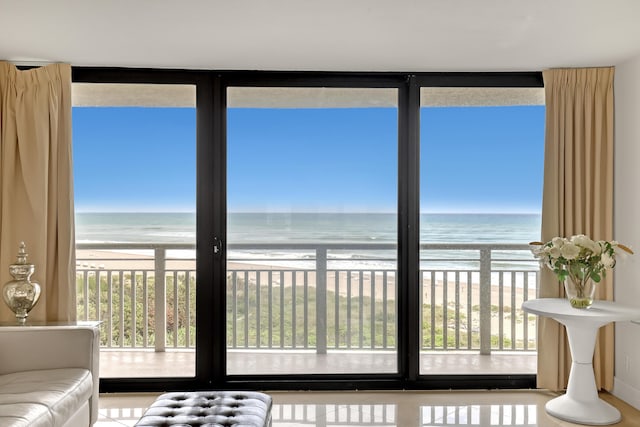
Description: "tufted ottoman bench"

(134, 391), (272, 427)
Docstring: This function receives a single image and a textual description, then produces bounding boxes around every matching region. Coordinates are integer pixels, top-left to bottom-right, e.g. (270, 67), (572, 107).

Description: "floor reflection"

(97, 390), (640, 427)
(421, 404), (538, 426)
(273, 403), (396, 425)
(272, 402), (540, 426)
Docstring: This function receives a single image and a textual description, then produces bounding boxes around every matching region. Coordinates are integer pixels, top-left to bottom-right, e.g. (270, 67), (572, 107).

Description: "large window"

(226, 87), (399, 375)
(418, 87), (545, 375)
(72, 83), (197, 378)
(70, 70), (544, 392)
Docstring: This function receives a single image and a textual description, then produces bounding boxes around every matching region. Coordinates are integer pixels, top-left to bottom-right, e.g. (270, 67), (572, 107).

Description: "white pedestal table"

(522, 298), (639, 425)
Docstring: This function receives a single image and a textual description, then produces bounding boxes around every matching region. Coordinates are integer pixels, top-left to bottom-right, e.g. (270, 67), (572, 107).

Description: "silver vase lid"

(8, 242), (35, 279)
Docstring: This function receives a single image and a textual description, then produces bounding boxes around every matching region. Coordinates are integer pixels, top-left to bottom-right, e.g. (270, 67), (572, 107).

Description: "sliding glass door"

(73, 82), (197, 379)
(70, 69), (544, 391)
(225, 86), (399, 375)
(418, 87), (545, 375)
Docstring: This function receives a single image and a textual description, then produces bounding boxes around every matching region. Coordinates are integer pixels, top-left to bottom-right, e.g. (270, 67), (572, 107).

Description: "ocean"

(75, 212), (541, 271)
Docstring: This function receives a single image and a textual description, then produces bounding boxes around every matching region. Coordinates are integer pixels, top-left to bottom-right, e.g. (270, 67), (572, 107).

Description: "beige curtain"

(538, 67), (614, 391)
(0, 62), (76, 322)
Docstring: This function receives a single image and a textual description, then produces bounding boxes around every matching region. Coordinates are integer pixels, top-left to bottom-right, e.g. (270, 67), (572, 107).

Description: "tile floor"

(96, 390), (640, 427)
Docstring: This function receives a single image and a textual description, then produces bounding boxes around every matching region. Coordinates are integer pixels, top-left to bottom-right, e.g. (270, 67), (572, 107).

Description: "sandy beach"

(76, 249), (536, 304)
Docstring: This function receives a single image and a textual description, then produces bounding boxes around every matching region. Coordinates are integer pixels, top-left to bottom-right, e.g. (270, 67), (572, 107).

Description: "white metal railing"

(75, 242), (538, 353)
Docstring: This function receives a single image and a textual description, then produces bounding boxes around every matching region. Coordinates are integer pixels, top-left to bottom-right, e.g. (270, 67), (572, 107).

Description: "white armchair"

(0, 323), (100, 427)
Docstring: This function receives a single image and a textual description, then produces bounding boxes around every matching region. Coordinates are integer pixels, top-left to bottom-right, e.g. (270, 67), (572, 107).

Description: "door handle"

(213, 237), (223, 256)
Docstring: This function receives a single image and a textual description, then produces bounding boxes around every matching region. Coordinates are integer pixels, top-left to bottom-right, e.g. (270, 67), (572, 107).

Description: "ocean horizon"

(75, 211), (541, 244)
(76, 212), (541, 272)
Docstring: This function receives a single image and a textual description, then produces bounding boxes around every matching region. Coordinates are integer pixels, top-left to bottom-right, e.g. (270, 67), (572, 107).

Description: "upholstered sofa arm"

(0, 324), (100, 425)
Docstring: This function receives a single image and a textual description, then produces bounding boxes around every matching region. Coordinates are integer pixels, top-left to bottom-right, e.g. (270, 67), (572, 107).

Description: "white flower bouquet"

(530, 235), (633, 308)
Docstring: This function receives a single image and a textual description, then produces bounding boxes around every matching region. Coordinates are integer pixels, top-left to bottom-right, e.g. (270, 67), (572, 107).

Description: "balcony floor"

(100, 349), (536, 378)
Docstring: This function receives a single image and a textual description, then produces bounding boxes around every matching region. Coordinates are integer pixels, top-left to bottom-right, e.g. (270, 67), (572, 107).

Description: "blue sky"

(421, 106), (545, 213)
(72, 105), (544, 213)
(73, 107), (197, 212)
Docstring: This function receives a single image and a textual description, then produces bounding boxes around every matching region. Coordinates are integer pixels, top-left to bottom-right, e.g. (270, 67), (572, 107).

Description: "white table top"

(522, 298), (640, 323)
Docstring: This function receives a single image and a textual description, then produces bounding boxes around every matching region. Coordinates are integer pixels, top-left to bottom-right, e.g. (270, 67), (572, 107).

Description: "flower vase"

(563, 276), (597, 309)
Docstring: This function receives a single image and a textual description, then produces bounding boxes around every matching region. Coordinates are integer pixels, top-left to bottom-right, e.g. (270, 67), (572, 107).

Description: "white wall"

(613, 54), (640, 410)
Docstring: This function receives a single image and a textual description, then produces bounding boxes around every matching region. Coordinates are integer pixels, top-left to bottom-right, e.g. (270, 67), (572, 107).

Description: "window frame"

(72, 68), (542, 393)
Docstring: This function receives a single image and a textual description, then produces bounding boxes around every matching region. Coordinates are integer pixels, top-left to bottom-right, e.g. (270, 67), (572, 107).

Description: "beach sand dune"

(77, 250), (537, 346)
(77, 249), (536, 307)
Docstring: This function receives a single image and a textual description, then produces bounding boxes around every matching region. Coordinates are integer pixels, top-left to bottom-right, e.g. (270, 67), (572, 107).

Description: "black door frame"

(72, 68), (542, 393)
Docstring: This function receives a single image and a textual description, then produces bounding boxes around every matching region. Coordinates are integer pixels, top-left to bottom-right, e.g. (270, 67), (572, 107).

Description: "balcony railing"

(75, 242), (538, 354)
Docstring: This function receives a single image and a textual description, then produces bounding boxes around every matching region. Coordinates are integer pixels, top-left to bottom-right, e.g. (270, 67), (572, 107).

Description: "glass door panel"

(419, 87), (544, 375)
(72, 83), (197, 378)
(226, 87), (398, 375)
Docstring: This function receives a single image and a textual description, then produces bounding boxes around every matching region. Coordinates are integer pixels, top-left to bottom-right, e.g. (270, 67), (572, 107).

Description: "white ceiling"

(2, 0), (640, 72)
